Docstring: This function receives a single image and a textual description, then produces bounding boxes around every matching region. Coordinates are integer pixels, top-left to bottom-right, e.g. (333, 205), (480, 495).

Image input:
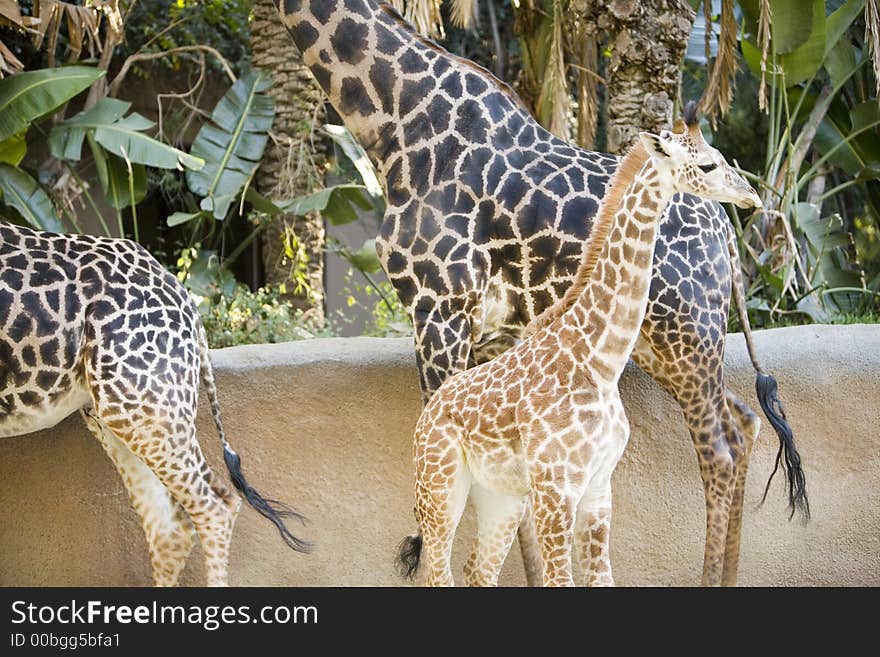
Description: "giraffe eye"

(698, 163), (718, 173)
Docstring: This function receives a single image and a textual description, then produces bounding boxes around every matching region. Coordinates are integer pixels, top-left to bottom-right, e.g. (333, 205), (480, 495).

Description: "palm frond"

(0, 40), (23, 78)
(700, 0), (737, 124)
(32, 0), (107, 66)
(703, 0), (712, 63)
(867, 0), (880, 102)
(450, 0), (478, 29)
(537, 0), (570, 140)
(0, 2), (31, 78)
(398, 0), (445, 39)
(575, 33), (598, 148)
(757, 0), (772, 111)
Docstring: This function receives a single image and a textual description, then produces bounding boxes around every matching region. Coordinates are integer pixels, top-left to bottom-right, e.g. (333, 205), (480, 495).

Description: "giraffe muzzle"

(733, 185), (762, 210)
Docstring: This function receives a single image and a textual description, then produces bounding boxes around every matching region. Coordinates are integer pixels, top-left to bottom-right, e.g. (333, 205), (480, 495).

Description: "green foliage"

(0, 66), (103, 143)
(198, 284), (316, 348)
(122, 0), (251, 75)
(0, 163), (64, 231)
(325, 271), (412, 338)
(50, 97), (203, 170)
(721, 0), (880, 328)
(88, 132), (148, 210)
(278, 184), (375, 226)
(186, 72), (273, 220)
(42, 95), (203, 221)
(176, 246), (314, 348)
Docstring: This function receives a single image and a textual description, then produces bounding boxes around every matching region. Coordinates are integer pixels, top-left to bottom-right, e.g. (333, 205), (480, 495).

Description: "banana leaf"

(277, 184), (374, 225)
(186, 72), (274, 219)
(0, 65), (103, 142)
(345, 239), (382, 274)
(88, 133), (146, 210)
(741, 0), (826, 88)
(0, 129), (26, 165)
(770, 0), (814, 55)
(0, 163), (64, 231)
(50, 97), (203, 170)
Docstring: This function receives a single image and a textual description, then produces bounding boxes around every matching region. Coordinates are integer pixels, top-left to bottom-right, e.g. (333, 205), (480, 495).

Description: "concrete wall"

(1, 325), (878, 586)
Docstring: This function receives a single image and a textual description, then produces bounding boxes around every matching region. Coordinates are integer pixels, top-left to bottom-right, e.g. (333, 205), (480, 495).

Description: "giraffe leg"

(515, 502), (545, 587)
(575, 484), (614, 587)
(82, 313), (243, 586)
(96, 418), (240, 586)
(415, 462), (470, 587)
(528, 469), (581, 587)
(630, 337), (742, 586)
(473, 330), (548, 587)
(463, 484), (527, 587)
(413, 419), (471, 587)
(684, 400), (738, 586)
(412, 305), (477, 402)
(81, 410), (195, 586)
(721, 389), (762, 586)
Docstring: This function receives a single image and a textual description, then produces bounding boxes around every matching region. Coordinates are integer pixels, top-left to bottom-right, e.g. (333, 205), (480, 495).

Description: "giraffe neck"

(561, 151), (673, 384)
(277, 0), (493, 169)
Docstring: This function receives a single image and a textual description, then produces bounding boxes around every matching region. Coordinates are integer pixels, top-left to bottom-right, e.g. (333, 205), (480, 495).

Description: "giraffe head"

(638, 102), (761, 209)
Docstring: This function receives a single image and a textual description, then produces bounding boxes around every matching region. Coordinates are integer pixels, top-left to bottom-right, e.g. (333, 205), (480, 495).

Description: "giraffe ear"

(639, 131), (672, 159)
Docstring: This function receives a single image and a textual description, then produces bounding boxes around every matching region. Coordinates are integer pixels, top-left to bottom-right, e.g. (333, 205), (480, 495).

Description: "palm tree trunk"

(572, 0), (695, 154)
(251, 0), (328, 324)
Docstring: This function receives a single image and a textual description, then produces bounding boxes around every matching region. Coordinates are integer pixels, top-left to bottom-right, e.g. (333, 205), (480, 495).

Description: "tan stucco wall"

(1, 324), (878, 586)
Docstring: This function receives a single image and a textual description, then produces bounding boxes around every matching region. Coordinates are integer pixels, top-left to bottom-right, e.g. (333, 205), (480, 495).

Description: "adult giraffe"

(0, 223), (309, 585)
(275, 0), (808, 586)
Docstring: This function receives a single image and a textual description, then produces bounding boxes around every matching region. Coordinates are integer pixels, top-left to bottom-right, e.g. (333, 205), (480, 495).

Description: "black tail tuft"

(395, 534), (423, 580)
(224, 446), (313, 553)
(756, 373), (810, 523)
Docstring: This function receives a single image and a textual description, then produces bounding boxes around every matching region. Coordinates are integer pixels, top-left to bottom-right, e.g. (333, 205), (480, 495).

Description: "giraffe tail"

(395, 532), (423, 580)
(725, 223), (810, 522)
(197, 326), (313, 553)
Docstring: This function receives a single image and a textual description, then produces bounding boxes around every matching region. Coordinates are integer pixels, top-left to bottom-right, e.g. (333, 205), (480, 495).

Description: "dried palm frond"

(867, 0), (880, 102)
(397, 0), (445, 39)
(757, 0), (772, 111)
(0, 0), (37, 78)
(32, 0), (105, 65)
(450, 0), (478, 29)
(703, 0), (712, 63)
(575, 33), (598, 148)
(536, 0), (570, 140)
(700, 0), (737, 124)
(0, 0), (40, 30)
(0, 39), (24, 78)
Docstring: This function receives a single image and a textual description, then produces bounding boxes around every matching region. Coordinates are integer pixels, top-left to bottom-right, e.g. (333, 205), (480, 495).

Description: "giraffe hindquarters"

(81, 410), (195, 586)
(82, 301), (244, 585)
(463, 483), (527, 587)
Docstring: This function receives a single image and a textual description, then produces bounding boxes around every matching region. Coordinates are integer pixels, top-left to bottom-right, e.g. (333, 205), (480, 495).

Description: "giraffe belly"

(463, 441), (531, 496)
(0, 383), (90, 438)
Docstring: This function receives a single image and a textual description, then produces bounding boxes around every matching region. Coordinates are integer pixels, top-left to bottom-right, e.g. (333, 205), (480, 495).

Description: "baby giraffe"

(396, 104), (761, 586)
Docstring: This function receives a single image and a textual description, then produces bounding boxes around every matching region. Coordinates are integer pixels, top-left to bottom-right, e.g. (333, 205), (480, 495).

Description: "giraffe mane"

(376, 2), (530, 112)
(524, 141), (650, 336)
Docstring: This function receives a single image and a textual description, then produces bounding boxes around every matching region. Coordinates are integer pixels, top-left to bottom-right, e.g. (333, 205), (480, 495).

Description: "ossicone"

(682, 101), (699, 128)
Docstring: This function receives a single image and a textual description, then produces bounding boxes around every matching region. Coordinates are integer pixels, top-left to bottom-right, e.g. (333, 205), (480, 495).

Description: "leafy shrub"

(197, 283), (315, 348)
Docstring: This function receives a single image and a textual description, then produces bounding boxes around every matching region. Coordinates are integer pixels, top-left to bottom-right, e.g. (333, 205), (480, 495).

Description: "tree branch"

(107, 45), (236, 98)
